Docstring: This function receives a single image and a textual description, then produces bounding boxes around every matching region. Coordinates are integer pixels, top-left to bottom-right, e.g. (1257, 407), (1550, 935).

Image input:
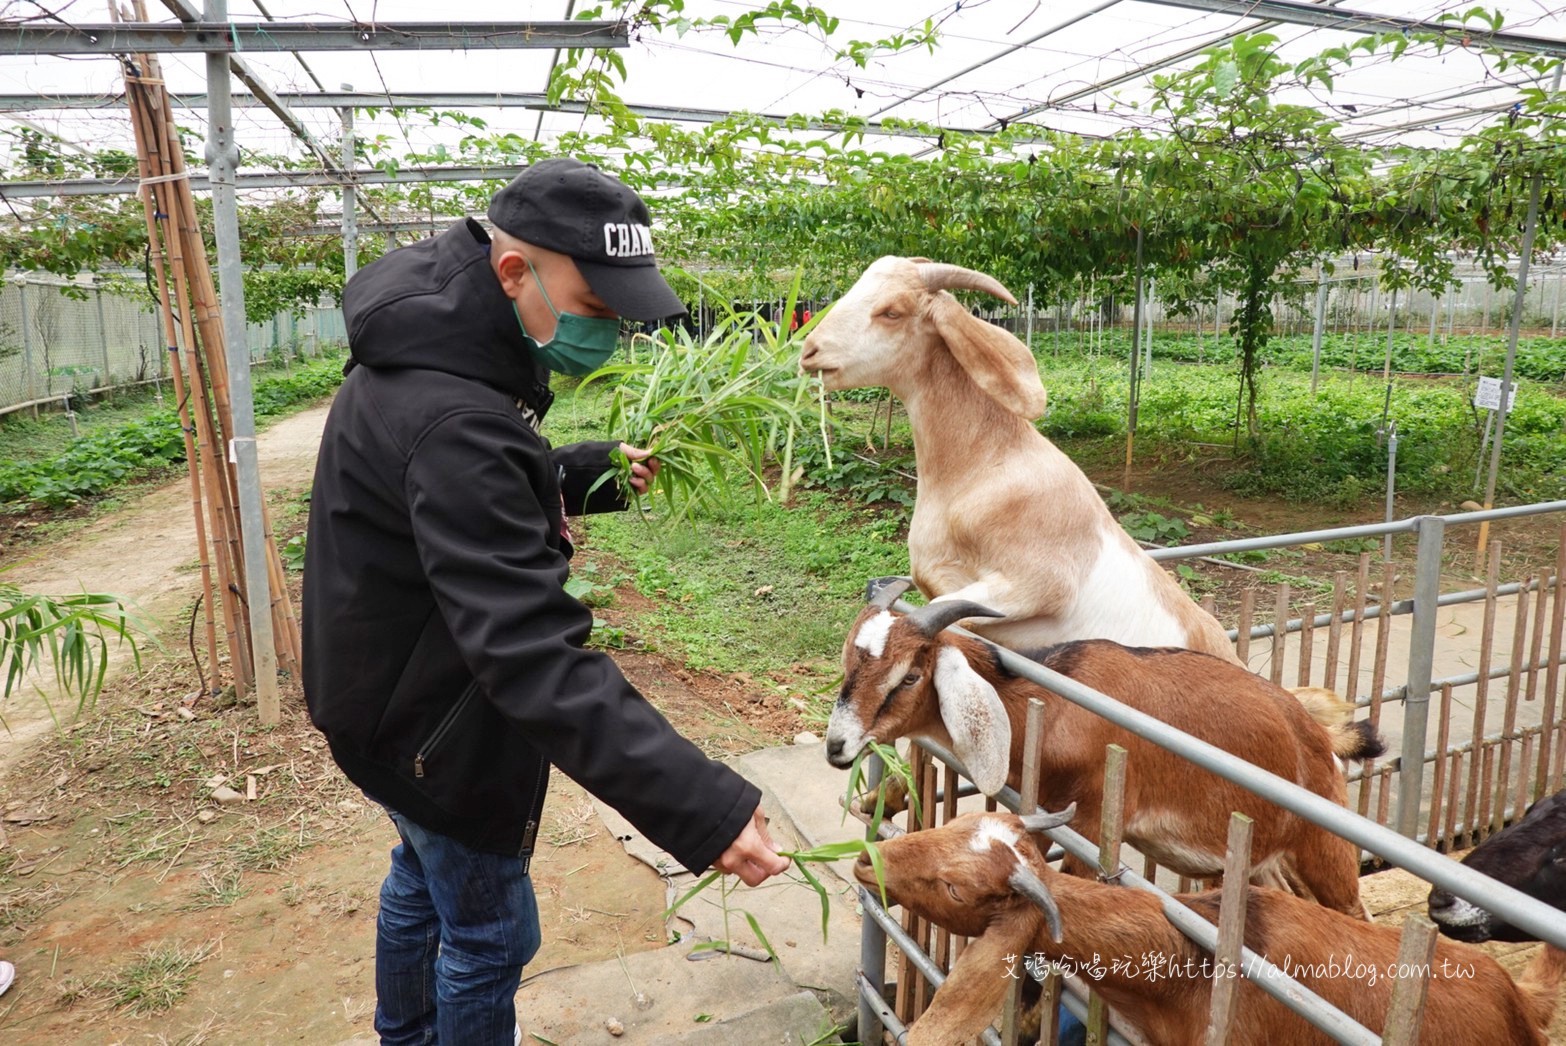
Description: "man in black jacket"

(303, 158), (788, 1046)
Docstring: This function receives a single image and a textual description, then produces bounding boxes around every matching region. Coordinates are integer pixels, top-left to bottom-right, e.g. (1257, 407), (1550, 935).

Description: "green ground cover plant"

(0, 350), (347, 510)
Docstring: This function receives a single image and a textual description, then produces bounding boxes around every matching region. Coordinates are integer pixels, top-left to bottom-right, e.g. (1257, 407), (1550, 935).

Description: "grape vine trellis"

(1, 4), (1562, 440)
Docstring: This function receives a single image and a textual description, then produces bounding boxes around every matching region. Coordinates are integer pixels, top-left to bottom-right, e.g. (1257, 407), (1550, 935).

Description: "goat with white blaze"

(827, 580), (1383, 916)
(859, 806), (1566, 1045)
(1428, 787), (1566, 943)
(799, 256), (1236, 659)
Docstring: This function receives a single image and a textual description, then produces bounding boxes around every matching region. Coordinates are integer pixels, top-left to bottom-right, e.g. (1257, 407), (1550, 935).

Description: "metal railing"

(856, 501), (1566, 1044)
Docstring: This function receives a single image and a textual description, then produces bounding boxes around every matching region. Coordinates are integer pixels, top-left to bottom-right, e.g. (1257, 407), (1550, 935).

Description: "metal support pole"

(1144, 277), (1155, 374)
(1124, 226), (1144, 491)
(1310, 275), (1327, 394)
(857, 752), (886, 1046)
(340, 84), (358, 280)
(1428, 291), (1440, 349)
(95, 287), (112, 387)
(1478, 65), (1560, 559)
(1553, 272), (1562, 338)
(1397, 514), (1446, 838)
(1026, 283), (1034, 352)
(1383, 424), (1398, 562)
(207, 0), (279, 724)
(17, 280), (34, 404)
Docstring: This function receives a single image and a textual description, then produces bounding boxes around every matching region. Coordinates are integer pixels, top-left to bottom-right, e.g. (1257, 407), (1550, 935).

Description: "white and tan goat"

(800, 255), (1237, 661)
(826, 584), (1382, 916)
(860, 807), (1566, 1046)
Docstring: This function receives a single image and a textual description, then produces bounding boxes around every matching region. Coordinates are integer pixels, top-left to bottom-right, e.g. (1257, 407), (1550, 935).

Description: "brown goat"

(826, 587), (1383, 917)
(859, 808), (1566, 1046)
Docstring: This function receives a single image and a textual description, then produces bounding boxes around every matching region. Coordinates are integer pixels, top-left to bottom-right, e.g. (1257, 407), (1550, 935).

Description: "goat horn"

(915, 262), (1018, 305)
(905, 599), (1005, 637)
(1020, 803), (1078, 834)
(865, 576), (915, 608)
(1009, 864), (1064, 944)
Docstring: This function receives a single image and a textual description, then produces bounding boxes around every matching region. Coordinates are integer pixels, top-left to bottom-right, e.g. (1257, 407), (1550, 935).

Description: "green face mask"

(515, 258), (621, 376)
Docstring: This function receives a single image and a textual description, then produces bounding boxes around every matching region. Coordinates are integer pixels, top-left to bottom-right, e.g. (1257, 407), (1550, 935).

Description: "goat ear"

(906, 909), (1042, 1046)
(933, 646), (1012, 797)
(928, 294), (1048, 420)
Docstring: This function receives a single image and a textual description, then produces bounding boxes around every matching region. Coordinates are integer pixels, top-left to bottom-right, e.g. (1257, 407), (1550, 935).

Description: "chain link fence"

(0, 272), (347, 417)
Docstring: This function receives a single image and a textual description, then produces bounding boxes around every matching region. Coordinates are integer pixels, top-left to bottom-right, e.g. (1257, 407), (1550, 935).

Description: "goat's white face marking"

(855, 610), (895, 658)
(971, 816), (1021, 855)
(1429, 896), (1493, 930)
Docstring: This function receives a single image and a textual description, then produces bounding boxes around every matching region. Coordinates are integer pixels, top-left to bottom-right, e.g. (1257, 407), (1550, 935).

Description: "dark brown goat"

(825, 585), (1384, 917)
(861, 808), (1566, 1046)
(1429, 787), (1566, 943)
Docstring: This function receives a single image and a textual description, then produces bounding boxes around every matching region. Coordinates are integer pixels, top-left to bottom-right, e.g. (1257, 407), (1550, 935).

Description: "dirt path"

(0, 405), (332, 772)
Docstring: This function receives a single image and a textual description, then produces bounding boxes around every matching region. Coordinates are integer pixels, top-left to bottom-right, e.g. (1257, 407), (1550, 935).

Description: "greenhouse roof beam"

(0, 20), (629, 56)
(1137, 0), (1566, 58)
(156, 0), (341, 175)
(0, 163), (530, 198)
(0, 91), (1003, 140)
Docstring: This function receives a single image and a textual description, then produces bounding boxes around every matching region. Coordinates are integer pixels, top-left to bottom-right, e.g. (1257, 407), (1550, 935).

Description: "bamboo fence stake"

(1203, 813), (1254, 1046)
(1444, 750), (1464, 852)
(1540, 537), (1566, 796)
(1517, 731), (1537, 817)
(1427, 685), (1454, 846)
(1465, 544), (1504, 838)
(1346, 554), (1371, 704)
(1270, 582), (1290, 686)
(1324, 570), (1348, 690)
(1493, 581), (1533, 835)
(1297, 601), (1317, 688)
(1235, 589), (1255, 667)
(914, 760), (937, 1015)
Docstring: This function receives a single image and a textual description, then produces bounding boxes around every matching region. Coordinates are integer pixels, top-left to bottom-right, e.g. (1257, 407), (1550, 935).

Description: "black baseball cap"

(488, 158), (687, 322)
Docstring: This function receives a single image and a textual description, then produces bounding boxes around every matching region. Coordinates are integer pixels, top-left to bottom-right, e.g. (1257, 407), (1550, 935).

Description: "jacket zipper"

(519, 757), (550, 858)
(413, 681), (481, 779)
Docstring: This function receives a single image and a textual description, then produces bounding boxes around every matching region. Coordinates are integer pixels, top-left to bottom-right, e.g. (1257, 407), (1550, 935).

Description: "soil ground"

(1, 397), (1563, 1044)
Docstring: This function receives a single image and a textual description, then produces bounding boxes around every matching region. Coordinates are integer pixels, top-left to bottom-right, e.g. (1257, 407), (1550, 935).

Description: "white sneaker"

(513, 1024), (522, 1046)
(0, 960), (14, 998)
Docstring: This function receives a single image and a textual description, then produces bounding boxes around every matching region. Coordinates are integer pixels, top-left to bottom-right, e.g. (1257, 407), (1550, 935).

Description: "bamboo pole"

(1297, 601), (1317, 688)
(1380, 916), (1441, 1046)
(1235, 589), (1255, 667)
(117, 37), (219, 690)
(1270, 582), (1290, 686)
(1324, 570), (1348, 691)
(122, 50), (252, 696)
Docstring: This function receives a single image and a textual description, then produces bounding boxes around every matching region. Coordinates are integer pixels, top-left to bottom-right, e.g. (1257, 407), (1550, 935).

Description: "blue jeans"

(374, 810), (541, 1046)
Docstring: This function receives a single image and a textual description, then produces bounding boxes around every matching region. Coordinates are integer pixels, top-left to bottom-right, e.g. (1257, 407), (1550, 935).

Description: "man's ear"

(492, 247), (530, 298)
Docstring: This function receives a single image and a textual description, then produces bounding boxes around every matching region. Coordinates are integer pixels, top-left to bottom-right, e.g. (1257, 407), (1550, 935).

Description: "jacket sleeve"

(553, 439), (630, 516)
(404, 409), (759, 874)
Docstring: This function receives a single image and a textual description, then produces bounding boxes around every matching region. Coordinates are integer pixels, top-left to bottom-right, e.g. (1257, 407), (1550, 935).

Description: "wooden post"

(1002, 699), (1047, 1042)
(1539, 536), (1566, 796)
(1493, 581), (1534, 834)
(1297, 601), (1317, 688)
(1270, 582), (1290, 686)
(1203, 813), (1254, 1046)
(1380, 915), (1441, 1046)
(1087, 744), (1128, 1046)
(1235, 589), (1256, 667)
(1427, 685), (1454, 845)
(1324, 570), (1348, 691)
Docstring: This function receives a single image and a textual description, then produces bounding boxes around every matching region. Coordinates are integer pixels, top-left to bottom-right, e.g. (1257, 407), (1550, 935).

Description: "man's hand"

(618, 442), (661, 496)
(714, 804), (790, 887)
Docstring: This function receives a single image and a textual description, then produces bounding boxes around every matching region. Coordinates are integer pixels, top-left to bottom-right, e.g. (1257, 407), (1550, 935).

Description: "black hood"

(342, 218), (554, 413)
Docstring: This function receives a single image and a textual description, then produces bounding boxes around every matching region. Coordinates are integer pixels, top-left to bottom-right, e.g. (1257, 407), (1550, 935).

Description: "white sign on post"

(1473, 376), (1518, 413)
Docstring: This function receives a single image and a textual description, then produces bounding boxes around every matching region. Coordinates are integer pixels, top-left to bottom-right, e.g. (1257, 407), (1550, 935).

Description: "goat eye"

(880, 309), (901, 321)
(899, 672), (921, 688)
(945, 882), (962, 901)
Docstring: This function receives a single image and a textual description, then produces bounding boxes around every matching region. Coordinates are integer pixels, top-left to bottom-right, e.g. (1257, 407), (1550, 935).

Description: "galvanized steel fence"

(0, 273), (346, 417)
(854, 501), (1566, 1045)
